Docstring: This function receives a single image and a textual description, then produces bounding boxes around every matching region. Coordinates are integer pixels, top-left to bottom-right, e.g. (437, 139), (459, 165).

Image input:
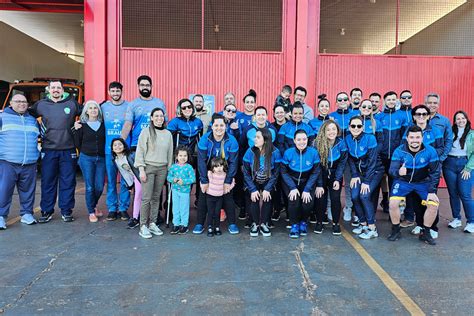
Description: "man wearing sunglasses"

(400, 90), (413, 123)
(387, 125), (441, 245)
(330, 92), (359, 223)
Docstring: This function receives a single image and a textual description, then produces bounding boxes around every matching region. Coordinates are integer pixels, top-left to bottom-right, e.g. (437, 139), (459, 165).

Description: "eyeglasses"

(414, 112), (429, 117)
(360, 105), (370, 109)
(12, 100), (28, 104)
(337, 97), (349, 102)
(350, 124), (363, 129)
(400, 96), (412, 100)
(181, 106), (192, 110)
(226, 109), (237, 113)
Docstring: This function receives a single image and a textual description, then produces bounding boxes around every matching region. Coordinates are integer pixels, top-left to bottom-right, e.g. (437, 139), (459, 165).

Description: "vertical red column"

(106, 0), (119, 84)
(294, 0), (320, 105)
(84, 0), (107, 101)
(283, 0), (297, 89)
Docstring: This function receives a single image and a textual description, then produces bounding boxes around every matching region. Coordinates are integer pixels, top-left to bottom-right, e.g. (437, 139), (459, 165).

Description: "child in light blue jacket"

(167, 146), (196, 234)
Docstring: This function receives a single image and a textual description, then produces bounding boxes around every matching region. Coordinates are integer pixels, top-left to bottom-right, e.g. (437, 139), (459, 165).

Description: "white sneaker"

(464, 223), (474, 233)
(148, 223), (164, 236)
(430, 229), (438, 239)
(448, 218), (462, 229)
(139, 225), (152, 239)
(352, 225), (367, 235)
(411, 226), (422, 235)
(359, 228), (378, 239)
(343, 207), (352, 222)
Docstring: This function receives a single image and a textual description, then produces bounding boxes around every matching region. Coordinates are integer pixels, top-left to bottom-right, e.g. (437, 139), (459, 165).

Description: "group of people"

(1, 76), (473, 246)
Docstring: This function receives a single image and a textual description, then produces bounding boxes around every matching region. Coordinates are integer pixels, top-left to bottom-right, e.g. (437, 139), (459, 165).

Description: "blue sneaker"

(289, 224), (300, 238)
(21, 213), (37, 225)
(299, 221), (308, 236)
(192, 224), (204, 234)
(228, 224), (240, 234)
(0, 216), (6, 230)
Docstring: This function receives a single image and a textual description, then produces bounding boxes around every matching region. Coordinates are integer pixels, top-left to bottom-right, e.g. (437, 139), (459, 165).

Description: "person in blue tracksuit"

(281, 130), (321, 239)
(277, 102), (315, 155)
(426, 93), (453, 164)
(360, 99), (383, 152)
(167, 98), (203, 155)
(242, 128), (281, 237)
(331, 92), (358, 223)
(401, 105), (444, 234)
(0, 95), (40, 230)
(314, 120), (348, 235)
(240, 106), (277, 158)
(345, 116), (385, 240)
(309, 94), (332, 136)
(193, 113), (240, 235)
(236, 89), (257, 129)
(349, 87), (363, 115)
(222, 103), (241, 140)
(378, 91), (409, 190)
(387, 125), (441, 245)
(399, 90), (413, 124)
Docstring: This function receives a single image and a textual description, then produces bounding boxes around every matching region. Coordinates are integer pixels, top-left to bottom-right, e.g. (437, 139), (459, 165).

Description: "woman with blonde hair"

(73, 100), (106, 222)
(314, 120), (348, 235)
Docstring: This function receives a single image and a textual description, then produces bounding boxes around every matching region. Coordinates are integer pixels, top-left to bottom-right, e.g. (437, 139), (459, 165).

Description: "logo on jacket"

(420, 158), (425, 163)
(64, 107), (71, 115)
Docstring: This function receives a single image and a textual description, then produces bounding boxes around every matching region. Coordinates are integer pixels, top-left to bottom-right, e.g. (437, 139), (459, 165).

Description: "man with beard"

(193, 94), (211, 134)
(387, 125), (441, 245)
(29, 80), (82, 223)
(294, 86), (314, 124)
(350, 88), (363, 115)
(101, 81), (131, 221)
(369, 92), (382, 118)
(400, 90), (413, 123)
(121, 75), (167, 150)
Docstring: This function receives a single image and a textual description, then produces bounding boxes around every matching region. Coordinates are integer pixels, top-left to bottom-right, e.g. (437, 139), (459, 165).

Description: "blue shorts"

(389, 180), (438, 206)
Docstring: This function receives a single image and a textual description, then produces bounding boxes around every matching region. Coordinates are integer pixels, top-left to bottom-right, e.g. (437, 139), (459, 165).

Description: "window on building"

(319, 0), (473, 56)
(122, 0), (283, 52)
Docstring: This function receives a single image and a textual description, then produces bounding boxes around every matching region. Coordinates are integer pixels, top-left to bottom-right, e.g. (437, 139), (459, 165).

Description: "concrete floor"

(1, 178), (473, 315)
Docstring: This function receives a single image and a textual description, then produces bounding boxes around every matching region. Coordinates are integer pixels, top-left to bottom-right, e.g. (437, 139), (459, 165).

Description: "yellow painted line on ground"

(342, 229), (425, 316)
(6, 207), (42, 226)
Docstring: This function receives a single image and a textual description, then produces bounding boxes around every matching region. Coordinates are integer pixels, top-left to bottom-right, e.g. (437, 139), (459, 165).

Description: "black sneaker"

(387, 226), (401, 241)
(351, 217), (360, 227)
(120, 211), (130, 221)
(179, 226), (188, 235)
(271, 212), (280, 222)
(214, 227), (222, 236)
(61, 214), (74, 222)
(207, 226), (214, 237)
(322, 214), (330, 225)
(170, 226), (180, 234)
(250, 223), (259, 237)
(127, 218), (140, 229)
(238, 208), (246, 220)
(332, 224), (342, 236)
(419, 228), (436, 245)
(267, 220), (275, 229)
(309, 214), (317, 224)
(314, 222), (324, 234)
(38, 212), (53, 224)
(244, 218), (251, 229)
(106, 212), (118, 221)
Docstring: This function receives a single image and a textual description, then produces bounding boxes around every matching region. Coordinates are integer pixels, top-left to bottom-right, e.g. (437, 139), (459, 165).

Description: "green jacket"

(464, 130), (474, 172)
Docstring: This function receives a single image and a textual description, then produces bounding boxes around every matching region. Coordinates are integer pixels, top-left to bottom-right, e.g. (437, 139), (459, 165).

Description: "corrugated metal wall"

(120, 48), (285, 118)
(316, 54), (474, 120)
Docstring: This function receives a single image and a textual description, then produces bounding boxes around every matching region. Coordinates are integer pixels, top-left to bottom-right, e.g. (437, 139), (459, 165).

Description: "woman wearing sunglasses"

(443, 110), (474, 233)
(167, 98), (203, 155)
(345, 116), (384, 239)
(222, 103), (241, 140)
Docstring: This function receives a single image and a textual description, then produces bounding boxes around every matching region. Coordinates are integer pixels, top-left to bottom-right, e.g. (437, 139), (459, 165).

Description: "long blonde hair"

(315, 120), (341, 168)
